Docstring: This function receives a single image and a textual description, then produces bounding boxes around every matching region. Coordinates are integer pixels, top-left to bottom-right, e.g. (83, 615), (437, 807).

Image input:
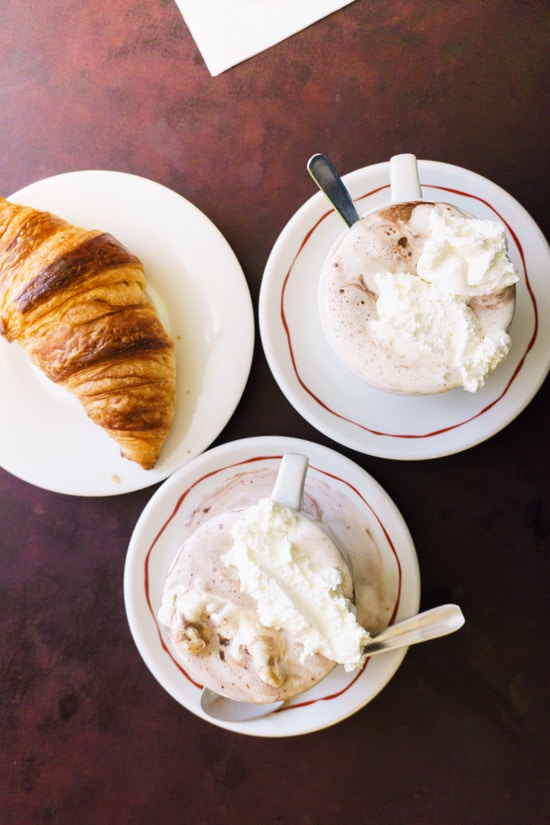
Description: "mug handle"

(390, 153), (422, 202)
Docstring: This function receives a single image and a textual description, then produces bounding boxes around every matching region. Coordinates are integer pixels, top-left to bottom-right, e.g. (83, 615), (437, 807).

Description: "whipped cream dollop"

(372, 205), (519, 392)
(158, 496), (370, 692)
(417, 205), (519, 295)
(159, 579), (287, 687)
(223, 498), (370, 671)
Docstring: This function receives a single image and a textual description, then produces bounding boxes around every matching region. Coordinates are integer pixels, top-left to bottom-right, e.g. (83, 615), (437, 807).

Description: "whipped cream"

(158, 580), (288, 686)
(371, 205), (519, 392)
(417, 205), (519, 295)
(223, 498), (369, 671)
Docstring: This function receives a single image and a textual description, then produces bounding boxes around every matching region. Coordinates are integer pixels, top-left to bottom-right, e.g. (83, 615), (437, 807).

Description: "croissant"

(0, 195), (176, 470)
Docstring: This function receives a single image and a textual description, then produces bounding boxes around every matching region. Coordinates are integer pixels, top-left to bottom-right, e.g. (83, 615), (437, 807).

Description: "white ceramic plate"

(123, 436), (420, 737)
(0, 171), (254, 495)
(259, 160), (550, 459)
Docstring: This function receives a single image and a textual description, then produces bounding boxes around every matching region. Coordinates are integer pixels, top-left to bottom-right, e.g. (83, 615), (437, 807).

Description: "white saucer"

(0, 171), (254, 495)
(259, 160), (550, 459)
(123, 436), (420, 737)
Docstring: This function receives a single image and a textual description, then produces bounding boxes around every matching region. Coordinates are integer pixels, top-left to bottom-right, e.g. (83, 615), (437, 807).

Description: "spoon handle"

(200, 604), (465, 722)
(363, 604), (465, 655)
(307, 154), (361, 227)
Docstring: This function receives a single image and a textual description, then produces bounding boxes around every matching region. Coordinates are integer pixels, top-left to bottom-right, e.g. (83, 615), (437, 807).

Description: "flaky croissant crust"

(0, 196), (176, 470)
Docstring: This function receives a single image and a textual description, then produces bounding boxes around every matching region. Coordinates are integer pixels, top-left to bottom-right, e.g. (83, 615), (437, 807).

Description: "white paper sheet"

(173, 0), (356, 76)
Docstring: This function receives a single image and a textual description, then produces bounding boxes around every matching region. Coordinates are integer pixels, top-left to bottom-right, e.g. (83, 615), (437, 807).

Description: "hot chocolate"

(157, 466), (393, 704)
(319, 200), (519, 394)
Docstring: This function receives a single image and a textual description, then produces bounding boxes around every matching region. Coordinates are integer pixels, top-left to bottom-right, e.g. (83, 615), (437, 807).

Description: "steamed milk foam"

(158, 468), (393, 704)
(319, 201), (519, 394)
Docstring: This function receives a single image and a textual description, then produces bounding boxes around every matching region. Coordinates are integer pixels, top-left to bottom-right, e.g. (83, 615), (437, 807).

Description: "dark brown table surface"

(1, 2), (548, 823)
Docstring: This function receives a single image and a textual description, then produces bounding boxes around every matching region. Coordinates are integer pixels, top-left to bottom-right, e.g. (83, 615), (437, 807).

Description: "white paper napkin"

(174, 0), (356, 76)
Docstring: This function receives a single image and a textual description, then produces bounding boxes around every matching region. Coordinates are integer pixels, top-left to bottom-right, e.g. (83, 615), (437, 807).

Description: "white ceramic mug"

(318, 154), (518, 395)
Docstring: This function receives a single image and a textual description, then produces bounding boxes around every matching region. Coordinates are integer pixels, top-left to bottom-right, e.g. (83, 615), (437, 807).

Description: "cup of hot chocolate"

(157, 454), (373, 705)
(319, 154), (519, 394)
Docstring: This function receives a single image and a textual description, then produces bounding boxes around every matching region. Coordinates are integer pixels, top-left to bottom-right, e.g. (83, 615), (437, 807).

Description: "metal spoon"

(200, 603), (465, 722)
(307, 153), (361, 227)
